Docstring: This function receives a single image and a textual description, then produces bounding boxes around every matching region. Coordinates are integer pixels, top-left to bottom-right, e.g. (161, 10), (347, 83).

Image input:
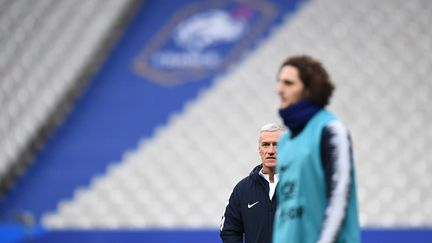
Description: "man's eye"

(283, 80), (293, 85)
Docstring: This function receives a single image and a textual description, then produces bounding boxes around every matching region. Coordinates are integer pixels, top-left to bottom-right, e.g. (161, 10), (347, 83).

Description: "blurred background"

(1, 0), (431, 242)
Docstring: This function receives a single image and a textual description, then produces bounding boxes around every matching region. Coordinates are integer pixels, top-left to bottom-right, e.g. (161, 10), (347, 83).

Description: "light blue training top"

(273, 110), (360, 243)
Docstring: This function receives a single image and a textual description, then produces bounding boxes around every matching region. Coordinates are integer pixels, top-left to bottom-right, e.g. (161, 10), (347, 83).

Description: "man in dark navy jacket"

(220, 123), (283, 243)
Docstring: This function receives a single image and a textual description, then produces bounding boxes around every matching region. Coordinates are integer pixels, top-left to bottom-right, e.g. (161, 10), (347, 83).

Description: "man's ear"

(302, 88), (310, 99)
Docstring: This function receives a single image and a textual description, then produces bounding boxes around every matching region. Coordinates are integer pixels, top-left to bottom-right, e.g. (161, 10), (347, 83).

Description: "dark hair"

(280, 55), (335, 107)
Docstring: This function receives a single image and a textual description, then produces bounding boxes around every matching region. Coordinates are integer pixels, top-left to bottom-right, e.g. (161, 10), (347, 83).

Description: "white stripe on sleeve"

(318, 120), (352, 243)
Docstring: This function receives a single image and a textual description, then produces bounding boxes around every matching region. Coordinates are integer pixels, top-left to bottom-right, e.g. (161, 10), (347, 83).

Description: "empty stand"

(44, 0), (432, 228)
(0, 0), (136, 192)
(1, 0), (431, 231)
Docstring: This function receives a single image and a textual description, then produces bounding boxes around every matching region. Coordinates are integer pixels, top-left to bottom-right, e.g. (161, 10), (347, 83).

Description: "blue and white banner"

(134, 1), (278, 86)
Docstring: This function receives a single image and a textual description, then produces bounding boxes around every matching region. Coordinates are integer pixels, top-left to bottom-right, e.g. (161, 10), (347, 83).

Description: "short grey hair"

(260, 123), (283, 133)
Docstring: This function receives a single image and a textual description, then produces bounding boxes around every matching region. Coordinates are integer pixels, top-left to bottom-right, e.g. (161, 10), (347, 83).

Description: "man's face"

(277, 65), (306, 109)
(259, 131), (281, 169)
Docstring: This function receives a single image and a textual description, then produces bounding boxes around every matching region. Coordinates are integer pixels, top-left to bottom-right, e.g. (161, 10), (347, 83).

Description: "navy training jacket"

(220, 164), (278, 243)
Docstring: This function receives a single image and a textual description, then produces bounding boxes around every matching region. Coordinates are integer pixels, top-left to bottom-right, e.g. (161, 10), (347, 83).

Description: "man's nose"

(276, 82), (283, 94)
(268, 145), (276, 153)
